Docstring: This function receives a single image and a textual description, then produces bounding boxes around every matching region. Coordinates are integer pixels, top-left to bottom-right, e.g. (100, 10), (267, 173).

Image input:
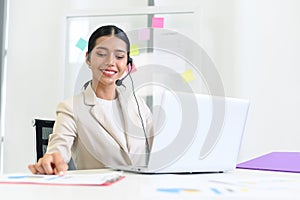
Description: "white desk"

(1, 169), (300, 200)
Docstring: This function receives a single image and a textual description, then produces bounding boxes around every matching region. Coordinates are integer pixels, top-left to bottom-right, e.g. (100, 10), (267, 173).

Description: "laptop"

(115, 90), (250, 174)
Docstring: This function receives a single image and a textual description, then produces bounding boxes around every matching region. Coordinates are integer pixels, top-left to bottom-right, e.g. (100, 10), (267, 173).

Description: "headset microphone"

(115, 57), (133, 86)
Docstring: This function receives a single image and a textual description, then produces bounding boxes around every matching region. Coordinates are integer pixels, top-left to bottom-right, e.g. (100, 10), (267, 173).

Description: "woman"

(28, 25), (153, 175)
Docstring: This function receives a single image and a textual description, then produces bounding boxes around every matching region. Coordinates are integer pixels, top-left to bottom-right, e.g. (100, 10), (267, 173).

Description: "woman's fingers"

(28, 152), (67, 175)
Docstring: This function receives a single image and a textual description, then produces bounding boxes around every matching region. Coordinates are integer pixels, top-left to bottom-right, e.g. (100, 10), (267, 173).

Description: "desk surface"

(1, 169), (300, 200)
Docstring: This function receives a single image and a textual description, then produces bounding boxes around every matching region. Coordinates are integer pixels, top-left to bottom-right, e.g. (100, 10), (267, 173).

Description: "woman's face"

(86, 36), (128, 87)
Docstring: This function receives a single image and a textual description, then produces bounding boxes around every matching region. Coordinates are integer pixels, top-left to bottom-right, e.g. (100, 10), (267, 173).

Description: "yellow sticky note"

(181, 69), (195, 82)
(130, 45), (139, 56)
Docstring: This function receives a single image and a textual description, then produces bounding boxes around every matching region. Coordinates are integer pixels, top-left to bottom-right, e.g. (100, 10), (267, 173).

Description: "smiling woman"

(28, 25), (154, 175)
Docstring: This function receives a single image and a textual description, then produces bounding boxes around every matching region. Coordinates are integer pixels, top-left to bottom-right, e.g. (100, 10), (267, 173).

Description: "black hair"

(87, 25), (130, 59)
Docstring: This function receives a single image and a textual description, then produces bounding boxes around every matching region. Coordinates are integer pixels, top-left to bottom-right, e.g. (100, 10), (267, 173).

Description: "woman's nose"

(107, 53), (116, 65)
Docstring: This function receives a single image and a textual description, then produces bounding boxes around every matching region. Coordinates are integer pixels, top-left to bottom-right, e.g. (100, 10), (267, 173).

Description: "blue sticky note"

(76, 38), (87, 51)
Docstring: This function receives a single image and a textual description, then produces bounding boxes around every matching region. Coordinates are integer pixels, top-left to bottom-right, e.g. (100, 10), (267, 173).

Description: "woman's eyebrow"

(95, 47), (126, 53)
(115, 49), (126, 53)
(95, 46), (108, 50)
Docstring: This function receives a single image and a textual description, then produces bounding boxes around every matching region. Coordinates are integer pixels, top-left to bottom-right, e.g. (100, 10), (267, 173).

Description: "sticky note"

(76, 38), (87, 51)
(138, 28), (151, 41)
(130, 44), (139, 56)
(127, 62), (137, 73)
(181, 69), (195, 82)
(152, 17), (164, 28)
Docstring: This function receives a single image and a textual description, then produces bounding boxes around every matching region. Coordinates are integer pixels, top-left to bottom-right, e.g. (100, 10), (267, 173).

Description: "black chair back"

(33, 118), (76, 170)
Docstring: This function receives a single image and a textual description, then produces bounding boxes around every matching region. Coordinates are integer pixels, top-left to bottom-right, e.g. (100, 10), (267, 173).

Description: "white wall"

(4, 0), (69, 173)
(3, 0), (300, 173)
(235, 0), (300, 161)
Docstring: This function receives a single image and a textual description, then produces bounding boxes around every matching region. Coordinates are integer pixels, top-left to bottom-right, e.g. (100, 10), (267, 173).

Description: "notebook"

(115, 91), (250, 174)
(237, 152), (300, 173)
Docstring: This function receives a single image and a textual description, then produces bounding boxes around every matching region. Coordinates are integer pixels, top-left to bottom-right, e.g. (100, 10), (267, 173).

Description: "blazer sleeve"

(46, 97), (77, 163)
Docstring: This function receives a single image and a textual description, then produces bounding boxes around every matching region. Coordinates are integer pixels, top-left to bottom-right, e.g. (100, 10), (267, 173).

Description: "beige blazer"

(47, 83), (153, 170)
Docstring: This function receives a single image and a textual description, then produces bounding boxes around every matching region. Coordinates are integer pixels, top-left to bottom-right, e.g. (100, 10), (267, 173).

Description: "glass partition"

(64, 7), (196, 100)
(64, 8), (214, 110)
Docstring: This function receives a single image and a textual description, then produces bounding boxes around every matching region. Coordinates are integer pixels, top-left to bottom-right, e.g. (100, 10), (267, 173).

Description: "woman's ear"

(85, 51), (91, 66)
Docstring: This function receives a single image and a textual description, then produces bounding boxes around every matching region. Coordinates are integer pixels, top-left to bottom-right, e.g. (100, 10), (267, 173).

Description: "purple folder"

(236, 152), (300, 173)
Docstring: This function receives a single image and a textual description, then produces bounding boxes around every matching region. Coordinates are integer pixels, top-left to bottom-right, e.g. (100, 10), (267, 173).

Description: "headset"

(115, 57), (133, 86)
(115, 56), (150, 164)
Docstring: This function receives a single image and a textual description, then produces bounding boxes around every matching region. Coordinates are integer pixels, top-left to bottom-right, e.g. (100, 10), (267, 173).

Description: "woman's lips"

(100, 69), (117, 76)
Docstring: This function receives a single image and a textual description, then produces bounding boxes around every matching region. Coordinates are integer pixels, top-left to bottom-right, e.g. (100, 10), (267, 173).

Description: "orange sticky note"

(181, 69), (195, 82)
(152, 17), (164, 28)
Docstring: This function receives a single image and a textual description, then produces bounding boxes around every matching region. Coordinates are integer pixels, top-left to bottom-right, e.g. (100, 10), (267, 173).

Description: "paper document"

(0, 171), (124, 186)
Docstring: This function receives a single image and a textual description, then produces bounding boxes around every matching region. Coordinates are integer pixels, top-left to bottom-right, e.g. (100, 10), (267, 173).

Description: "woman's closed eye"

(97, 53), (107, 57)
(116, 55), (125, 60)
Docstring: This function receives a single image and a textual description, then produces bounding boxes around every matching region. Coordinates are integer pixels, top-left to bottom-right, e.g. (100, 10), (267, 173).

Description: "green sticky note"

(181, 69), (195, 82)
(130, 44), (139, 56)
(76, 38), (87, 51)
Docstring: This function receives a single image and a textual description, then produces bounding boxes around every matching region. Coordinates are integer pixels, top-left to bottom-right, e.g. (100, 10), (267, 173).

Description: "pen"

(101, 175), (125, 186)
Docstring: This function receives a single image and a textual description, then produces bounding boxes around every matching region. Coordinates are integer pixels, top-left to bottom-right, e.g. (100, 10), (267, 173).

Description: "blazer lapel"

(117, 88), (147, 154)
(83, 84), (131, 156)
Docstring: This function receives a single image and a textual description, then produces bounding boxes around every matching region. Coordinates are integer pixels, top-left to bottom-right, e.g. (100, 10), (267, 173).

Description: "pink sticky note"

(152, 17), (164, 28)
(127, 62), (137, 73)
(138, 28), (150, 41)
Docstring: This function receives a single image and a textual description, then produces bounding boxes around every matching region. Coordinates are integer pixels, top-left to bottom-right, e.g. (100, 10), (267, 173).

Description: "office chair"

(33, 118), (76, 170)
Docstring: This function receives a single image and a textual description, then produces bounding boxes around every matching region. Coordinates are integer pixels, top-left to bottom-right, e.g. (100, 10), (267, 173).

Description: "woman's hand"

(28, 152), (68, 175)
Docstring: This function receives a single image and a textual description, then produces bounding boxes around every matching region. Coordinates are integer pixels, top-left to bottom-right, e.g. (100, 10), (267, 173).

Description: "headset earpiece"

(116, 57), (133, 86)
(127, 57), (133, 65)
